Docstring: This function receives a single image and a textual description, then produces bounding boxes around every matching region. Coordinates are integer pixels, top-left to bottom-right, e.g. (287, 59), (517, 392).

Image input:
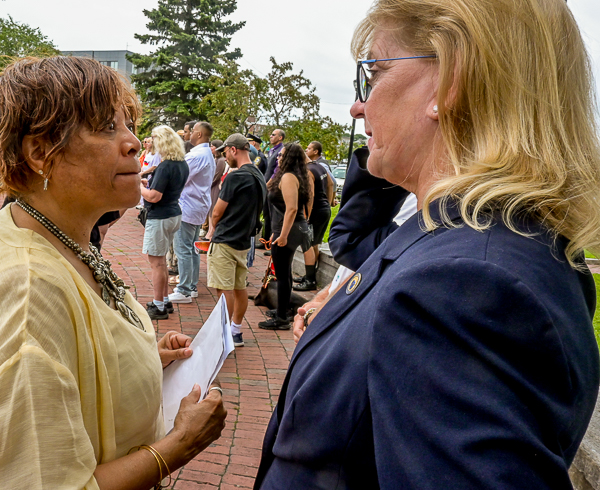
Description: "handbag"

(253, 256), (277, 307)
(137, 206), (148, 227)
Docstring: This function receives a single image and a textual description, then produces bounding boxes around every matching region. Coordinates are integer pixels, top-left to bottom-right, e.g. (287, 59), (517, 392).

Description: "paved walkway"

(103, 209), (302, 489)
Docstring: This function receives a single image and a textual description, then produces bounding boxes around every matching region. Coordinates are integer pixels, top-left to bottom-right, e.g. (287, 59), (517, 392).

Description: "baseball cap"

(216, 133), (250, 152)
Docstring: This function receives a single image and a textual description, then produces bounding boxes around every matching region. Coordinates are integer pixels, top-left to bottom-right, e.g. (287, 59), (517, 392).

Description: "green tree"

(284, 117), (348, 161)
(263, 57), (320, 127)
(198, 58), (268, 139)
(128, 0), (245, 132)
(0, 16), (59, 70)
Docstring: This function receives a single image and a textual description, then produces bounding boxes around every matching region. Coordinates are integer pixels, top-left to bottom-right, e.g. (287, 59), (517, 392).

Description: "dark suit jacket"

(329, 147), (409, 270)
(265, 145), (283, 182)
(254, 198), (599, 489)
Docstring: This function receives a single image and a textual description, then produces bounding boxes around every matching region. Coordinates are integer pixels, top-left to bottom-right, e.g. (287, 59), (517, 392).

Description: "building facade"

(60, 50), (136, 80)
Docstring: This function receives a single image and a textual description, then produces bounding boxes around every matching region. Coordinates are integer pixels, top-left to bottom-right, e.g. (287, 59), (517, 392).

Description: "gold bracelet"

(128, 445), (165, 489)
(141, 445), (172, 489)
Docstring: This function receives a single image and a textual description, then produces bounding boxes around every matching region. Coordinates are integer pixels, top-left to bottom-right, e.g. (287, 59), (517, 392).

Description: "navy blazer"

(265, 145), (283, 182)
(329, 147), (410, 271)
(254, 199), (599, 489)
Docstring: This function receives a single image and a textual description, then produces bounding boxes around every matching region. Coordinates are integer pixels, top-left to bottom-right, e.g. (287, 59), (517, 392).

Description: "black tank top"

(308, 162), (330, 212)
(268, 172), (308, 234)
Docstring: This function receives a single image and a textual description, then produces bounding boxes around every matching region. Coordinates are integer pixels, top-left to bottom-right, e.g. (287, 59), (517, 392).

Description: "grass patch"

(586, 250), (597, 259)
(322, 204), (340, 243)
(593, 275), (600, 345)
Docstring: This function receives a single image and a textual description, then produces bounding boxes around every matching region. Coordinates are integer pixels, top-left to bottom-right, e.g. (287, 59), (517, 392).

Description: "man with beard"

(208, 134), (267, 347)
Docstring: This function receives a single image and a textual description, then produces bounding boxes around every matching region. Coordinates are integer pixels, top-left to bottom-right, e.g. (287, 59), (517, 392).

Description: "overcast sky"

(1, 0), (599, 135)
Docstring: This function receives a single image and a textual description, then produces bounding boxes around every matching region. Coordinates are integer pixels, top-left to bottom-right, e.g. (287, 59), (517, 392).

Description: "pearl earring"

(433, 105), (438, 114)
(38, 169), (48, 190)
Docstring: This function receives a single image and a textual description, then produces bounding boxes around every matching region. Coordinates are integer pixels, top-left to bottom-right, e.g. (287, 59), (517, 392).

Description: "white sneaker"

(199, 229), (207, 237)
(168, 291), (192, 303)
(174, 287), (198, 298)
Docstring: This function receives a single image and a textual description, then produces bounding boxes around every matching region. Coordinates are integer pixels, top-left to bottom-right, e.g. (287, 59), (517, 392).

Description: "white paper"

(162, 294), (234, 434)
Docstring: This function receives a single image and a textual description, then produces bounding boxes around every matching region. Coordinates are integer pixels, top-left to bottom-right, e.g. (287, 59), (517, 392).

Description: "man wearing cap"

(169, 121), (215, 303)
(208, 133), (267, 347)
(247, 134), (268, 174)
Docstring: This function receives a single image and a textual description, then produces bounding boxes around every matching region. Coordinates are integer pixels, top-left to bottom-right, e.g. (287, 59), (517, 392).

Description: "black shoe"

(263, 251), (271, 256)
(258, 317), (291, 330)
(168, 268), (178, 276)
(266, 308), (294, 321)
(293, 279), (317, 291)
(292, 275), (306, 284)
(146, 303), (169, 320)
(147, 301), (174, 313)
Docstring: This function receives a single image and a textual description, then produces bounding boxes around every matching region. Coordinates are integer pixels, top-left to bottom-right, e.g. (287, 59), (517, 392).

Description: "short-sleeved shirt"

(212, 164), (266, 250)
(144, 159), (189, 220)
(142, 152), (161, 170)
(308, 162), (330, 213)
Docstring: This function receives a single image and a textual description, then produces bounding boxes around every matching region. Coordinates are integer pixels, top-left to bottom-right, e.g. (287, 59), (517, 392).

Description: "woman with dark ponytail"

(259, 143), (313, 330)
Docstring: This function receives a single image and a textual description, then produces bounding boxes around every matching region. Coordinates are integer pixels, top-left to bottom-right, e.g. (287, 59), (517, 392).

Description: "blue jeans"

(173, 221), (201, 296)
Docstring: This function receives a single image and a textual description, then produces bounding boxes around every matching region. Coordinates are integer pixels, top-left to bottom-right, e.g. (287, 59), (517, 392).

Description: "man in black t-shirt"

(208, 133), (267, 347)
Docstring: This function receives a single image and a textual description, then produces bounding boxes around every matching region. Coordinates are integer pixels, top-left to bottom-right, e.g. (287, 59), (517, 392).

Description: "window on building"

(101, 61), (119, 70)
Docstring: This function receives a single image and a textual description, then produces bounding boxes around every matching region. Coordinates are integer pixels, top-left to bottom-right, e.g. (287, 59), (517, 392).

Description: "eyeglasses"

(355, 56), (437, 103)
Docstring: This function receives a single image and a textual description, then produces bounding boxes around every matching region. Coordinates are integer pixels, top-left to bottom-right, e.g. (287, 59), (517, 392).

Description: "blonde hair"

(353, 0), (600, 267)
(151, 125), (185, 162)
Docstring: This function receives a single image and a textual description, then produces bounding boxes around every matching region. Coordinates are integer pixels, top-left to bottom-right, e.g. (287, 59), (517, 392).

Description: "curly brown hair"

(0, 56), (141, 193)
(267, 143), (312, 206)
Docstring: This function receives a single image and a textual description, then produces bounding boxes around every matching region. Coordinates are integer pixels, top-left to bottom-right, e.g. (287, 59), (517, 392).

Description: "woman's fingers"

(182, 384), (202, 405)
(293, 314), (305, 344)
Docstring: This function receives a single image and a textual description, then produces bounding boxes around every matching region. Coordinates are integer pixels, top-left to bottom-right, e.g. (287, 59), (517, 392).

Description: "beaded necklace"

(16, 200), (145, 330)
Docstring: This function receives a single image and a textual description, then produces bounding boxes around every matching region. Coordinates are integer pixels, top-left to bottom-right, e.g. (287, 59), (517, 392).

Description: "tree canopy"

(128, 0), (245, 131)
(0, 16), (60, 70)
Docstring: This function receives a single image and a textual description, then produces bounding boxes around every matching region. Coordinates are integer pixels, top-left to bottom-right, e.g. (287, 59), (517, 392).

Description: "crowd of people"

(2, 0), (600, 488)
(139, 117), (337, 339)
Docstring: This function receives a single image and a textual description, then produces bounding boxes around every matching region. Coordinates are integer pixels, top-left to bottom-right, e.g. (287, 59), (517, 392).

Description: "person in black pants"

(259, 143), (312, 330)
(294, 142), (334, 291)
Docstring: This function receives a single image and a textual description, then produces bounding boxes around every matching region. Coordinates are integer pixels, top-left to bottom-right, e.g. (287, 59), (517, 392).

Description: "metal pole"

(347, 117), (357, 165)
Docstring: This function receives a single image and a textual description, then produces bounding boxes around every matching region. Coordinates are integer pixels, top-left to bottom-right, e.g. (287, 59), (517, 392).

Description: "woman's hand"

(273, 235), (288, 247)
(158, 331), (193, 369)
(171, 383), (227, 461)
(293, 303), (319, 344)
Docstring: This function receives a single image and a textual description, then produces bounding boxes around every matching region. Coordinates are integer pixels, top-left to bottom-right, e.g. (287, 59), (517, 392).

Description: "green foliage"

(262, 57), (320, 127)
(279, 117), (348, 161)
(323, 204), (339, 243)
(128, 0), (245, 132)
(0, 16), (59, 70)
(198, 58), (268, 139)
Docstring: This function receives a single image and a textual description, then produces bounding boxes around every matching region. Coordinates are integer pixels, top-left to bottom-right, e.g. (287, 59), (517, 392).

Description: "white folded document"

(162, 294), (234, 434)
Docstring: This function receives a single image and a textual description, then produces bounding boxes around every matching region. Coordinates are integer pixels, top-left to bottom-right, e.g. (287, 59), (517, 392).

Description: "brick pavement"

(103, 209), (307, 489)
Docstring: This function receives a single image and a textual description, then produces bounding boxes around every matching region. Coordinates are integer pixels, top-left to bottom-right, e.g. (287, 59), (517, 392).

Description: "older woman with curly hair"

(0, 56), (226, 490)
(255, 0), (600, 488)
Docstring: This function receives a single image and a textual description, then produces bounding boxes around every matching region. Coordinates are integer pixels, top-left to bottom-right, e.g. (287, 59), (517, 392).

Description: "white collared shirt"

(180, 143), (216, 225)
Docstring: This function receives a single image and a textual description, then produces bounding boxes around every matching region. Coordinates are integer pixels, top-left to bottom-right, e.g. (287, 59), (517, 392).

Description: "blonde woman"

(256, 0), (600, 488)
(140, 125), (188, 320)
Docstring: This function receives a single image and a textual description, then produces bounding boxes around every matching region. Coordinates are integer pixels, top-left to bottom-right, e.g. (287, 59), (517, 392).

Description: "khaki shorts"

(207, 242), (249, 290)
(143, 215), (182, 256)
